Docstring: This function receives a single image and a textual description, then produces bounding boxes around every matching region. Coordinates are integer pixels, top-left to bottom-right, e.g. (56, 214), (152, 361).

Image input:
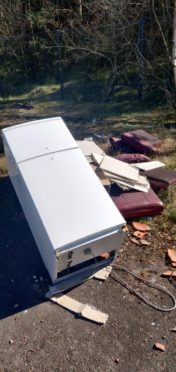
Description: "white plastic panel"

(2, 117), (77, 163)
(18, 148), (125, 251)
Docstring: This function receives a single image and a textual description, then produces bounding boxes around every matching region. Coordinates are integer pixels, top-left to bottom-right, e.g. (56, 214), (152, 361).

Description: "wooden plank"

(81, 305), (108, 324)
(50, 295), (108, 324)
(93, 265), (112, 280)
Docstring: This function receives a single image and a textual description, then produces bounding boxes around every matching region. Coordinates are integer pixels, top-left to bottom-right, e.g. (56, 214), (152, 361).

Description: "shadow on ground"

(0, 177), (50, 320)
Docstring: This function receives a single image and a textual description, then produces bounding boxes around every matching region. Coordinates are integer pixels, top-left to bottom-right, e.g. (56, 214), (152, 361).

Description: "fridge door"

(2, 117), (77, 163)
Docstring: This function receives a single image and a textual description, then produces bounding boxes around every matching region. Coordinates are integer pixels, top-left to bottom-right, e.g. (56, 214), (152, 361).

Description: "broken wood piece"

(154, 342), (166, 352)
(130, 237), (140, 245)
(170, 327), (176, 332)
(81, 305), (108, 324)
(99, 155), (139, 182)
(104, 170), (148, 186)
(105, 172), (150, 193)
(93, 167), (111, 186)
(77, 141), (105, 161)
(132, 160), (165, 172)
(133, 231), (147, 239)
(167, 248), (176, 263)
(100, 178), (111, 186)
(89, 265), (112, 280)
(140, 239), (150, 246)
(92, 153), (104, 165)
(93, 265), (112, 280)
(50, 295), (108, 324)
(161, 270), (176, 277)
(132, 221), (151, 232)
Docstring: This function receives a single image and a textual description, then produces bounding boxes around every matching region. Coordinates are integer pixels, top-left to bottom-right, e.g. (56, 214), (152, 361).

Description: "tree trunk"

(173, 0), (176, 89)
(78, 0), (82, 20)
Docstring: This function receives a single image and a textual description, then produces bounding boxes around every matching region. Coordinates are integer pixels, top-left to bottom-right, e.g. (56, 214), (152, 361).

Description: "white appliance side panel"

(56, 229), (125, 276)
(2, 136), (19, 181)
(3, 137), (57, 282)
(16, 171), (57, 282)
(18, 148), (125, 251)
(2, 117), (77, 163)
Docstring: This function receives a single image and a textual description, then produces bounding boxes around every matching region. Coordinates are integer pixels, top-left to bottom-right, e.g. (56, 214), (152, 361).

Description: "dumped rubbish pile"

(2, 120), (176, 324)
(77, 129), (176, 220)
(76, 129), (176, 322)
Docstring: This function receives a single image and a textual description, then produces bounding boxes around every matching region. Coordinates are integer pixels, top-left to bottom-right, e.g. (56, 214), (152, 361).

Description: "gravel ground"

(0, 176), (176, 372)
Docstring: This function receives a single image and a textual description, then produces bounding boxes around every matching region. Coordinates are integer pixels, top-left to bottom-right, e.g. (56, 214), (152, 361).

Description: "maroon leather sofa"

(110, 185), (164, 219)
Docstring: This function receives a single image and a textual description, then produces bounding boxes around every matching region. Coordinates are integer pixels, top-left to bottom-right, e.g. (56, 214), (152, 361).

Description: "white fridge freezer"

(2, 117), (125, 288)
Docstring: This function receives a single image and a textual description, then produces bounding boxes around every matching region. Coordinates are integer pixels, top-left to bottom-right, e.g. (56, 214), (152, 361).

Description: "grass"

(167, 208), (176, 223)
(0, 79), (176, 230)
(0, 79), (175, 130)
(0, 79), (175, 146)
(152, 184), (176, 236)
(0, 156), (7, 175)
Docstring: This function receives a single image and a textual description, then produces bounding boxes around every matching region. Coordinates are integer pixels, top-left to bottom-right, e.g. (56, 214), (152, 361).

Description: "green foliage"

(167, 208), (176, 223)
(0, 1), (174, 105)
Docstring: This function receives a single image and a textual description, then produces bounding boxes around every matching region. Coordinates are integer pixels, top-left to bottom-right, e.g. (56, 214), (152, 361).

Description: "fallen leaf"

(141, 271), (150, 279)
(130, 237), (140, 245)
(167, 249), (176, 263)
(170, 327), (176, 332)
(133, 231), (147, 239)
(140, 239), (150, 246)
(132, 222), (151, 232)
(161, 270), (176, 277)
(166, 235), (172, 241)
(154, 342), (166, 352)
(114, 358), (120, 364)
(115, 256), (120, 263)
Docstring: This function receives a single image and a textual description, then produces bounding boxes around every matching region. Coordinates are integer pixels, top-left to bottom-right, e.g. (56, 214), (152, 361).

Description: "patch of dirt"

(0, 176), (176, 371)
